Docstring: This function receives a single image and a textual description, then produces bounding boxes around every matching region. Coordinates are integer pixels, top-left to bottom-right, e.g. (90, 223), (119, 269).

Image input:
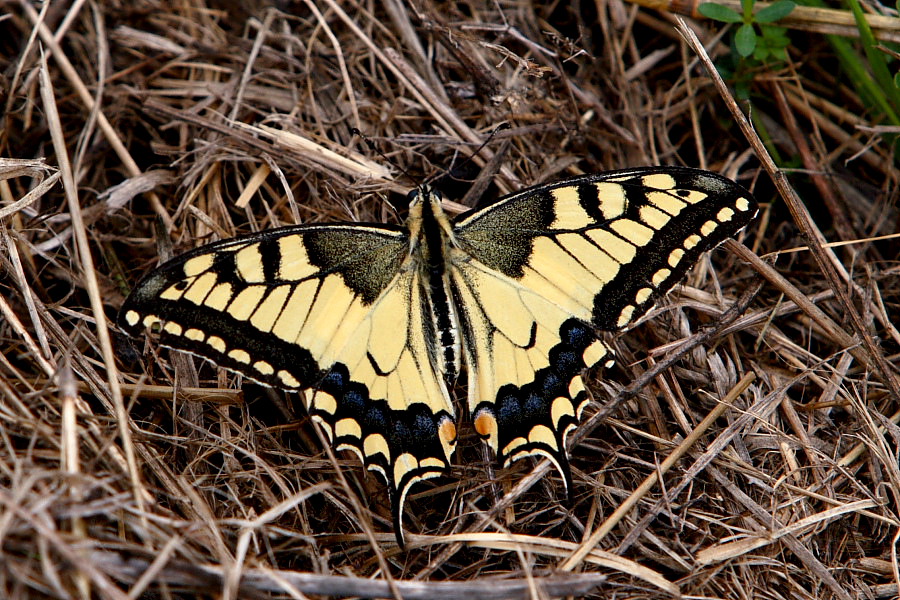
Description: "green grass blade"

(843, 0), (900, 124)
(795, 0), (900, 127)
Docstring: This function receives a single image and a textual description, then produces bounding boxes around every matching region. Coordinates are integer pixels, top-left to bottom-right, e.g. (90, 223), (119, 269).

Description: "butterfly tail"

(306, 366), (457, 547)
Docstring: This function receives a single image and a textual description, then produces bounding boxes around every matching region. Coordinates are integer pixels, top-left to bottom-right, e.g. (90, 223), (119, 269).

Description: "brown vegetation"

(1, 0), (899, 598)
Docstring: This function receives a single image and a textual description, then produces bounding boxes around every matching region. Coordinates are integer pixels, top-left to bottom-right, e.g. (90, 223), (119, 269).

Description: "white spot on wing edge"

(716, 206), (735, 222)
(635, 287), (653, 304)
(668, 248), (685, 268)
(184, 328), (205, 342)
(700, 220), (718, 236)
(163, 321), (183, 336)
(582, 339), (609, 367)
(253, 360), (274, 376)
(616, 305), (636, 328)
(278, 370), (300, 388)
(683, 234), (702, 250)
(652, 268), (671, 287)
(227, 348), (250, 364)
(207, 335), (226, 353)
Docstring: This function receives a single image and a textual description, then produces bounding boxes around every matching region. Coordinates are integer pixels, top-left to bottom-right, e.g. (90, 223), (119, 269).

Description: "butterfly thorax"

(406, 186), (462, 382)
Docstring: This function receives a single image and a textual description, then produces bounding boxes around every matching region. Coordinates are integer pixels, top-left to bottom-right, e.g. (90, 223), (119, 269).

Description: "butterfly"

(119, 166), (757, 545)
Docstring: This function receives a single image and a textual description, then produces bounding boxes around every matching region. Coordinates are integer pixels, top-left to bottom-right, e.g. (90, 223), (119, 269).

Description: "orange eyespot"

(474, 411), (498, 439)
(438, 419), (458, 445)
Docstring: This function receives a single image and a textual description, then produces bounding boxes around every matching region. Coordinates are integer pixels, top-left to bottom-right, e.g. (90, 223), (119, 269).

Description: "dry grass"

(2, 0), (899, 598)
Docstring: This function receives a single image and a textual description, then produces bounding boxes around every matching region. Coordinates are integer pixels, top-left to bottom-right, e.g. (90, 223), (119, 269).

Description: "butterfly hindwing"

(449, 258), (611, 490)
(119, 223), (458, 542)
(452, 167), (756, 483)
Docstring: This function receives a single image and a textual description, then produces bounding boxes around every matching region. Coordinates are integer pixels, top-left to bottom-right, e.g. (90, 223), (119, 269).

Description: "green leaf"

(741, 0), (755, 20)
(760, 25), (790, 46)
(792, 0), (897, 127)
(698, 3), (744, 22)
(772, 45), (789, 61)
(762, 26), (790, 62)
(755, 0), (796, 23)
(735, 23), (758, 57)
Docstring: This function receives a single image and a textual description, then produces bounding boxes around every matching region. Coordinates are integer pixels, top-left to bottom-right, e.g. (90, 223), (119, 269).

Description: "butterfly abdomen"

(414, 187), (462, 382)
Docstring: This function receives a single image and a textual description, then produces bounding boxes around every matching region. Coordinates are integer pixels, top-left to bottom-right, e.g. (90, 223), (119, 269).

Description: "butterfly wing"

(451, 166), (757, 485)
(119, 224), (457, 542)
(448, 258), (612, 491)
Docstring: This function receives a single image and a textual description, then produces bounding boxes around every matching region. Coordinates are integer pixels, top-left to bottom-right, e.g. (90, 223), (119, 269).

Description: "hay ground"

(2, 0), (899, 598)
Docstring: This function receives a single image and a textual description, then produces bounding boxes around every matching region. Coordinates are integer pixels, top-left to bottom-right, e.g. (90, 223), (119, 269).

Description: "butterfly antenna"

(471, 122), (511, 160)
(351, 128), (418, 187)
(429, 122), (511, 187)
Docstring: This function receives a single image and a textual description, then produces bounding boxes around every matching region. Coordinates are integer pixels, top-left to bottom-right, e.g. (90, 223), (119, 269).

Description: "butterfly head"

(405, 183), (443, 208)
(404, 184), (451, 225)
